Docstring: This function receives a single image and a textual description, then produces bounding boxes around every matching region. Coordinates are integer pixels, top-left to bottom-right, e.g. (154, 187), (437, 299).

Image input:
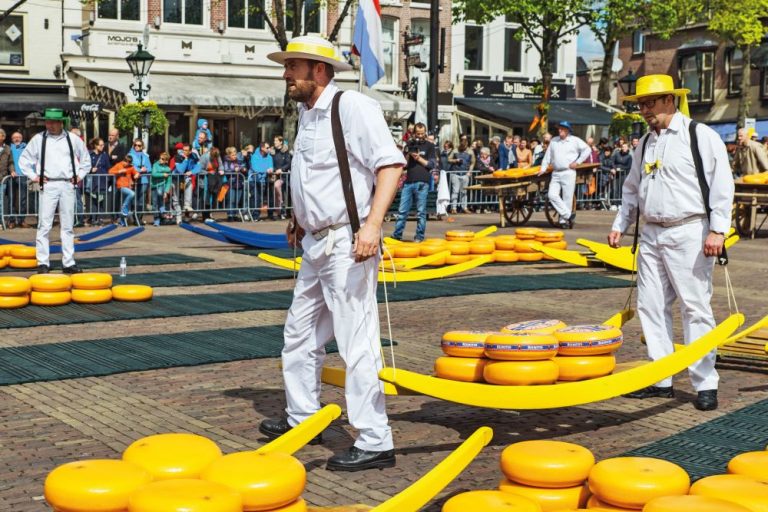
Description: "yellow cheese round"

(483, 360), (559, 385)
(0, 276), (31, 295)
(0, 244), (15, 257)
(420, 244), (447, 256)
(553, 355), (616, 381)
(502, 319), (567, 335)
(515, 228), (541, 240)
(71, 273), (113, 290)
(422, 238), (448, 246)
(111, 285), (153, 302)
(45, 459), (152, 512)
(446, 241), (470, 255)
(202, 451), (306, 512)
(743, 174), (768, 184)
(71, 288), (113, 304)
(534, 230), (564, 242)
(543, 240), (568, 250)
(9, 245), (36, 259)
(446, 254), (471, 265)
(501, 440), (595, 488)
(555, 325), (623, 356)
(494, 236), (518, 250)
(485, 333), (558, 361)
(0, 256), (7, 269)
(514, 240), (541, 253)
(727, 451), (768, 480)
(30, 291), (71, 306)
(643, 495), (752, 512)
(690, 474), (768, 512)
(10, 257), (38, 269)
(434, 356), (487, 382)
(470, 239), (496, 254)
(585, 495), (635, 510)
(445, 230), (475, 241)
(493, 250), (519, 263)
(442, 490), (542, 512)
(588, 457), (690, 509)
(29, 274), (72, 292)
(517, 252), (544, 262)
(128, 479), (242, 512)
(0, 294), (29, 309)
(429, 254), (447, 266)
(393, 244), (421, 258)
(498, 479), (589, 510)
(122, 432), (222, 480)
(441, 331), (494, 358)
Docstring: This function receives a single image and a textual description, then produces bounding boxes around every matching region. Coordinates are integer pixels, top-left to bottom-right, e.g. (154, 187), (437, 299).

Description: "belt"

(311, 223), (349, 241)
(647, 214), (707, 228)
(45, 177), (75, 181)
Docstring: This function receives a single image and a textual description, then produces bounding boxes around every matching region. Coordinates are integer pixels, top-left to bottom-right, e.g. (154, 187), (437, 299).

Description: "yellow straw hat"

(623, 74), (690, 117)
(268, 35), (352, 71)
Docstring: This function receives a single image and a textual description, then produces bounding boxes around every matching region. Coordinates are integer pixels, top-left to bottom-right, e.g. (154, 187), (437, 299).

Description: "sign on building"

(463, 79), (574, 101)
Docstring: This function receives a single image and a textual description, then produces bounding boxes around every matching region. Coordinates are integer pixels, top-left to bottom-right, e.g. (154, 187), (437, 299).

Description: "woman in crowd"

(87, 137), (110, 226)
(516, 138), (533, 168)
(203, 147), (224, 220)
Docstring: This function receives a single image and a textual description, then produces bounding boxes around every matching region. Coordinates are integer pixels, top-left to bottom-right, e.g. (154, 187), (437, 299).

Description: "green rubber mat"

(623, 397), (768, 480)
(0, 272), (629, 329)
(0, 325), (394, 385)
(58, 253), (213, 269)
(234, 248), (301, 259)
(112, 266), (293, 288)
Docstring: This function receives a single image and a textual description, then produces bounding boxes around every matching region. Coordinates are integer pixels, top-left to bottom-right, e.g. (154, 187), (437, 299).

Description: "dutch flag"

(352, 0), (385, 88)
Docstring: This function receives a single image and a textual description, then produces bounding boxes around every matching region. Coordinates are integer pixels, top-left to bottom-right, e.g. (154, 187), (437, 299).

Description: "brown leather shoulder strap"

(330, 91), (360, 235)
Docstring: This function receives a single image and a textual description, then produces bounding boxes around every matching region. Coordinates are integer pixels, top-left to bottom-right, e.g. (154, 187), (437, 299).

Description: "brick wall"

(210, 0), (226, 32)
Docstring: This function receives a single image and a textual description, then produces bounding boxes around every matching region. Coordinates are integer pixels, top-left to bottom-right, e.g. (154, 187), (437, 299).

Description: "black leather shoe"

(258, 417), (322, 445)
(624, 385), (674, 399)
(62, 265), (82, 274)
(326, 446), (396, 472)
(694, 390), (718, 411)
(37, 264), (50, 274)
(568, 213), (576, 229)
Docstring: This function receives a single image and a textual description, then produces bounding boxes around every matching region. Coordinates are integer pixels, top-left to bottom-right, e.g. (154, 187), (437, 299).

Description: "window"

(286, 0), (320, 34)
(97, 0), (140, 20)
(726, 47), (743, 96)
(632, 30), (645, 55)
(0, 14), (25, 68)
(504, 27), (522, 73)
(228, 0), (264, 29)
(464, 25), (484, 71)
(679, 51), (714, 103)
(410, 18), (430, 67)
(381, 17), (398, 86)
(164, 0), (203, 25)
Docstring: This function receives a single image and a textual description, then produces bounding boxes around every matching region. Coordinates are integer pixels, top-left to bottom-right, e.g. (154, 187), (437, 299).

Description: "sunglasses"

(134, 144), (143, 148)
(637, 97), (664, 110)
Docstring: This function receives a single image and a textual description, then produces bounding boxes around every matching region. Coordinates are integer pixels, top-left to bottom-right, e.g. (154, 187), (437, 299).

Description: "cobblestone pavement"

(1, 210), (766, 511)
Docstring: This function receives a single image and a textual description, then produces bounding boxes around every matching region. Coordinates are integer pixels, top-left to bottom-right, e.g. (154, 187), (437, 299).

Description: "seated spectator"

(108, 155), (140, 226)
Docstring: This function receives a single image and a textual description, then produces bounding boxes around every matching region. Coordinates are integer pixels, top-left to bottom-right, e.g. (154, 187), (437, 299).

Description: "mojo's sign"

(106, 34), (141, 46)
(464, 79), (574, 101)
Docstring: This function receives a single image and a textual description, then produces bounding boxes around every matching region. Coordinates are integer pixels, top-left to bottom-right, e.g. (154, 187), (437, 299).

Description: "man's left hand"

(704, 232), (725, 257)
(569, 162), (579, 169)
(353, 223), (380, 262)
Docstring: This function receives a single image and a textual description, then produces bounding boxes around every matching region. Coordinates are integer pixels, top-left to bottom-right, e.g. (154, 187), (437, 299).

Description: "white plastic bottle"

(119, 257), (127, 277)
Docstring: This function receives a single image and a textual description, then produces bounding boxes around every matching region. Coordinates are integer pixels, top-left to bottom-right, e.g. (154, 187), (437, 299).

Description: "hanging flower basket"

(114, 101), (169, 136)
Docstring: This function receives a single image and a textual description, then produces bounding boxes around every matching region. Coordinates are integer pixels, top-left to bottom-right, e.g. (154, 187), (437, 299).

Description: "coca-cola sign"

(79, 104), (100, 112)
(464, 79), (573, 101)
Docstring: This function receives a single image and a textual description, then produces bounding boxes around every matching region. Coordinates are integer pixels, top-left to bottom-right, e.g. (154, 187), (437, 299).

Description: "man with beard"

(260, 36), (406, 471)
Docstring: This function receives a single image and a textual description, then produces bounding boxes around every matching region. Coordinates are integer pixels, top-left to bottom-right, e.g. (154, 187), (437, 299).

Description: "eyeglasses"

(133, 144), (143, 148)
(637, 97), (663, 110)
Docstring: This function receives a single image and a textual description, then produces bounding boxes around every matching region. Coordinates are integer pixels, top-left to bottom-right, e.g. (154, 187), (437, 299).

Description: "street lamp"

(617, 69), (638, 112)
(125, 43), (155, 102)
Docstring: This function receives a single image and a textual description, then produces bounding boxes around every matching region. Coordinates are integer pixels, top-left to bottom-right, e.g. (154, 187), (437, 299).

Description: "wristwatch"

(710, 230), (725, 236)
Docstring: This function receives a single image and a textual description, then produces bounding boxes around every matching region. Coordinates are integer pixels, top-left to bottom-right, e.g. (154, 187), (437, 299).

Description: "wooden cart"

(733, 181), (768, 239)
(467, 163), (599, 227)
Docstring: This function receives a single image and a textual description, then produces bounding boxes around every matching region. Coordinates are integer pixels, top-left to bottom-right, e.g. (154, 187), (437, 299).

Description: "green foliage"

(609, 112), (646, 138)
(708, 0), (768, 47)
(114, 101), (168, 136)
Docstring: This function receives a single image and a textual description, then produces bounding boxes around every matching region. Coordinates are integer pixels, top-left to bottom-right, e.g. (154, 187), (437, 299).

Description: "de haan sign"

(464, 79), (574, 101)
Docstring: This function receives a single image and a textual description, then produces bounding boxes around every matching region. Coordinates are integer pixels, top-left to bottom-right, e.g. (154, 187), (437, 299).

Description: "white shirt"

(291, 81), (406, 233)
(612, 112), (734, 235)
(18, 130), (90, 182)
(540, 134), (591, 172)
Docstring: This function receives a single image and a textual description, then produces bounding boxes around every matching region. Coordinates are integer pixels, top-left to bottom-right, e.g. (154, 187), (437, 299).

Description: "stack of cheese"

(514, 228), (569, 262)
(491, 166), (542, 179)
(45, 433), (308, 512)
(740, 171), (768, 185)
(0, 244), (13, 269)
(552, 325), (622, 381)
(71, 273), (113, 304)
(0, 276), (31, 309)
(29, 274), (72, 306)
(7, 244), (37, 269)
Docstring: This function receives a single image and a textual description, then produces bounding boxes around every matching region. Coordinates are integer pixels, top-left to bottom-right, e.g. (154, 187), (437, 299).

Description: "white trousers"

(36, 181), (76, 267)
(637, 219), (719, 391)
(282, 226), (393, 451)
(548, 170), (576, 219)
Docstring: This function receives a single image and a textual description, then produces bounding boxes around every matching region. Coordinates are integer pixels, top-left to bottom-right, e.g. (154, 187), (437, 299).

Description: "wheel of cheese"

(422, 238), (448, 246)
(445, 230), (475, 241)
(483, 360), (559, 385)
(501, 440), (595, 488)
(555, 325), (623, 356)
(743, 174), (768, 184)
(45, 459), (152, 512)
(446, 241), (470, 255)
(442, 490), (541, 512)
(588, 457), (690, 509)
(71, 288), (113, 304)
(445, 254), (471, 265)
(434, 356), (487, 382)
(30, 291), (71, 306)
(381, 245), (393, 260)
(502, 319), (567, 335)
(514, 240), (541, 253)
(517, 252), (543, 262)
(586, 495), (635, 510)
(122, 432), (222, 480)
(0, 244), (13, 256)
(554, 355), (616, 381)
(543, 240), (568, 250)
(111, 284), (153, 302)
(534, 230), (564, 242)
(392, 244), (420, 258)
(644, 495), (752, 512)
(494, 236), (518, 250)
(485, 333), (558, 360)
(515, 227), (541, 240)
(128, 479), (242, 512)
(29, 274), (72, 292)
(71, 273), (113, 290)
(202, 451), (306, 512)
(728, 451), (768, 480)
(441, 331), (493, 358)
(471, 253), (495, 262)
(0, 294), (29, 309)
(420, 244), (447, 256)
(429, 254), (447, 266)
(0, 276), (31, 295)
(10, 257), (38, 269)
(9, 245), (36, 259)
(493, 251), (519, 263)
(498, 479), (589, 510)
(690, 474), (768, 512)
(469, 239), (496, 254)
(3, 255), (11, 265)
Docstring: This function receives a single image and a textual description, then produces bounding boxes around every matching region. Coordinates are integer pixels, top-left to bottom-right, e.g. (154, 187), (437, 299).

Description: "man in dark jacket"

(0, 129), (16, 227)
(272, 136), (292, 219)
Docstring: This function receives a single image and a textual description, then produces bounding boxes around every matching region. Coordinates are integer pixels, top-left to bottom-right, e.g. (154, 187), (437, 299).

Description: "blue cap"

(558, 121), (573, 131)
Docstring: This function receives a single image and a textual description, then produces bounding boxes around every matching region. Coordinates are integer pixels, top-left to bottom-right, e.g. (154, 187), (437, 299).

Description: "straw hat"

(622, 74), (690, 117)
(267, 35), (352, 71)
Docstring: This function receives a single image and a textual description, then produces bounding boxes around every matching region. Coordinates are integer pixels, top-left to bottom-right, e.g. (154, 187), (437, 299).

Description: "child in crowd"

(151, 152), (172, 226)
(108, 154), (140, 226)
(193, 119), (212, 151)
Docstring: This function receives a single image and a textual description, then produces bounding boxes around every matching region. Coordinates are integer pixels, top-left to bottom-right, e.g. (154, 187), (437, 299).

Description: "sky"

(577, 26), (605, 63)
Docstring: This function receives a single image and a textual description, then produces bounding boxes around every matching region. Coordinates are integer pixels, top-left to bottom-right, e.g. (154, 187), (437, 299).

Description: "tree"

(453, 0), (591, 136)
(114, 101), (169, 137)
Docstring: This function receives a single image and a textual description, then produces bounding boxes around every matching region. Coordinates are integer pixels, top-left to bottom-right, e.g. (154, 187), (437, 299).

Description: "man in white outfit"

(538, 121), (591, 228)
(259, 36), (406, 471)
(608, 74), (734, 411)
(18, 108), (90, 274)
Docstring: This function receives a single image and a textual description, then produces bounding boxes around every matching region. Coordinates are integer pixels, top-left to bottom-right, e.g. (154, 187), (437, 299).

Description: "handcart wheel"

(544, 194), (578, 228)
(734, 203), (752, 237)
(503, 198), (534, 226)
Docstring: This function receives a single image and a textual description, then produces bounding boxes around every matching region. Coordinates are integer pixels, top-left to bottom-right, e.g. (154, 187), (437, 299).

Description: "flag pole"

(358, 62), (365, 93)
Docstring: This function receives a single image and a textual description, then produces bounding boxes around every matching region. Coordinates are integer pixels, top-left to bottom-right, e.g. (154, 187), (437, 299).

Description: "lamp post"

(125, 43), (155, 143)
(616, 69), (638, 110)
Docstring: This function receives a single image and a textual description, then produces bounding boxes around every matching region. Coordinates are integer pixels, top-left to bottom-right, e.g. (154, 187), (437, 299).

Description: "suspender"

(632, 120), (728, 265)
(40, 131), (77, 190)
(330, 91), (361, 235)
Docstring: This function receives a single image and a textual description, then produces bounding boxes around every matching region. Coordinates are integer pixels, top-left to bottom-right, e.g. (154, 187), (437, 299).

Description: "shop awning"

(0, 93), (101, 113)
(455, 97), (615, 126)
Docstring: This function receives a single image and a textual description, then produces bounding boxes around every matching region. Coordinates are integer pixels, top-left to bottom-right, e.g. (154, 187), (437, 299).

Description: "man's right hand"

(608, 230), (623, 248)
(286, 222), (305, 248)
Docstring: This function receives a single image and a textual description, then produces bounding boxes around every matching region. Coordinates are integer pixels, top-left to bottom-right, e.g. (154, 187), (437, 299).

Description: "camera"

(406, 139), (421, 155)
